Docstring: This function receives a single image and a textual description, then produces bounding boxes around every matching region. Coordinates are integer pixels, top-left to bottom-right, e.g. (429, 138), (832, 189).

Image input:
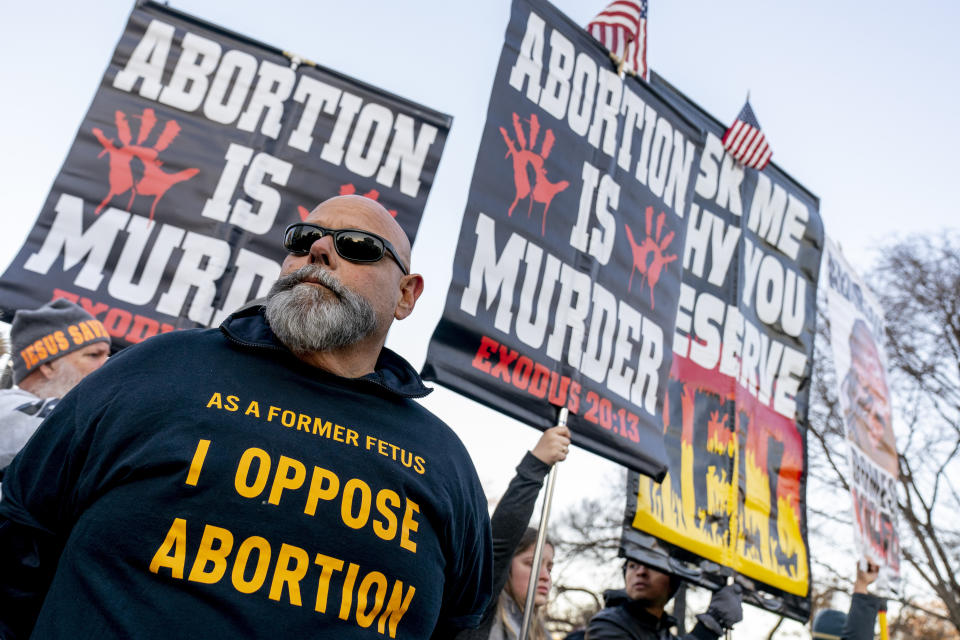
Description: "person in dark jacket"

(0, 195), (493, 640)
(812, 563), (884, 640)
(586, 556), (742, 639)
(457, 424), (570, 640)
(565, 590), (629, 640)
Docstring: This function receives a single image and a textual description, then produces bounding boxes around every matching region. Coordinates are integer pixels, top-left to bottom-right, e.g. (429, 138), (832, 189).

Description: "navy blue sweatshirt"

(0, 307), (492, 639)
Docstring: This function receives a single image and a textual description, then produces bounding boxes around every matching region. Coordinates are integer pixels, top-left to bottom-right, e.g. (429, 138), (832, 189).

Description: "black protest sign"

(0, 1), (449, 347)
(422, 0), (700, 479)
(622, 72), (823, 621)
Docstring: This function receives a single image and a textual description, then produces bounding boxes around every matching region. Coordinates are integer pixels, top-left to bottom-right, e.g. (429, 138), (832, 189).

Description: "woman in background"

(457, 425), (570, 640)
(489, 526), (555, 640)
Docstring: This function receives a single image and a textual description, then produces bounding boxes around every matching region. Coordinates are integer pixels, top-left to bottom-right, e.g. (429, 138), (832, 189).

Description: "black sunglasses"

(283, 223), (408, 275)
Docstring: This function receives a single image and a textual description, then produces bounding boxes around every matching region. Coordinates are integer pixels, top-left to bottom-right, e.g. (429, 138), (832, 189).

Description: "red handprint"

(297, 183), (398, 221)
(92, 108), (199, 222)
(623, 206), (678, 309)
(297, 182), (397, 220)
(499, 112), (569, 235)
(338, 183), (397, 217)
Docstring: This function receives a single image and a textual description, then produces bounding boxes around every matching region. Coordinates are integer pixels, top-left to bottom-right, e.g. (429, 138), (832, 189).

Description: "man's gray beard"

(265, 265), (377, 354)
(30, 357), (86, 399)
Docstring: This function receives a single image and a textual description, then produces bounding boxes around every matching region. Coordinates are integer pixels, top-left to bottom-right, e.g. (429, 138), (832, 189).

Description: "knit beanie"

(10, 299), (111, 384)
(811, 608), (846, 639)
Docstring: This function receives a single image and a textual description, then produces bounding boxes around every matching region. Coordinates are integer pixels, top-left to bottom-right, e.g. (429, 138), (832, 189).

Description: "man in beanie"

(0, 299), (110, 473)
(586, 555), (742, 639)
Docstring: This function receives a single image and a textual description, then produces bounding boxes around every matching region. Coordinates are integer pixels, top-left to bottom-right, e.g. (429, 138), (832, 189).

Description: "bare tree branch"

(765, 616), (784, 640)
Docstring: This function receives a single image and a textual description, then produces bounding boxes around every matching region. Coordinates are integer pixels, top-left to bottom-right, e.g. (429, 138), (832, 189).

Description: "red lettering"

(598, 396), (612, 430)
(567, 382), (581, 415)
(49, 288), (177, 343)
(490, 346), (518, 383)
(471, 336), (498, 373)
(584, 391), (600, 425)
(528, 364), (549, 399)
(79, 299), (110, 319)
(468, 338), (655, 436)
(511, 356), (534, 390)
(103, 309), (133, 337)
(547, 371), (570, 406)
(625, 411), (640, 442)
(126, 314), (160, 344)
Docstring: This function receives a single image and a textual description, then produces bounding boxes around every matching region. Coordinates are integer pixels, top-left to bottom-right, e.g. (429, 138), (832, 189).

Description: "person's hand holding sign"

(531, 425), (571, 465)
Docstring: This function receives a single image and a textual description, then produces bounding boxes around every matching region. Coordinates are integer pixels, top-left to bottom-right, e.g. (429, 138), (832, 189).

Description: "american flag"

(587, 0), (648, 79)
(722, 101), (773, 170)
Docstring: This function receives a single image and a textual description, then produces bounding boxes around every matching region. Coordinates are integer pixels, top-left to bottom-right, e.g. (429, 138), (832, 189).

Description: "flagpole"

(725, 575), (734, 640)
(518, 407), (568, 640)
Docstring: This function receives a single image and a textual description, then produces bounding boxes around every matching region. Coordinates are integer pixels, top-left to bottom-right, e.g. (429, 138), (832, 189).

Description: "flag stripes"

(722, 101), (772, 170)
(587, 0), (648, 79)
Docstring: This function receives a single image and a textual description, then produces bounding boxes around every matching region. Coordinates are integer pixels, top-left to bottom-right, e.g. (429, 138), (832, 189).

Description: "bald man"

(0, 196), (493, 640)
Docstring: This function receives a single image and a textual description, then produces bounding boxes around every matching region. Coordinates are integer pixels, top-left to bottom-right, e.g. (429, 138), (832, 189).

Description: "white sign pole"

(518, 407), (568, 640)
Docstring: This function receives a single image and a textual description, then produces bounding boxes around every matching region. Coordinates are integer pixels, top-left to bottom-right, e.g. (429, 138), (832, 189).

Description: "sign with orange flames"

(622, 73), (823, 622)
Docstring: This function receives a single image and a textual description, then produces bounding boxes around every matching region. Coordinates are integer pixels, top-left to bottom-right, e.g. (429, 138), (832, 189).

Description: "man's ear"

(37, 362), (57, 381)
(394, 273), (424, 321)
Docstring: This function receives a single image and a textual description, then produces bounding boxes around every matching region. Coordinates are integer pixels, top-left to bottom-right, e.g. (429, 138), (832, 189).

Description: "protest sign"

(0, 1), (449, 347)
(821, 237), (900, 594)
(622, 73), (823, 621)
(423, 0), (701, 478)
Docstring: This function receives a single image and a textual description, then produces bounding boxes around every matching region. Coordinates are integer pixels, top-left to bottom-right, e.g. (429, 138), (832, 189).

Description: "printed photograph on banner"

(822, 237), (901, 593)
(422, 0), (701, 480)
(623, 72), (824, 622)
(0, 3), (450, 348)
(838, 319), (897, 476)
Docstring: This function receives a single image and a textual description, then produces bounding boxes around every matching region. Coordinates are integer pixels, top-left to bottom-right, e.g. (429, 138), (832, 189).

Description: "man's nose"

(308, 232), (336, 268)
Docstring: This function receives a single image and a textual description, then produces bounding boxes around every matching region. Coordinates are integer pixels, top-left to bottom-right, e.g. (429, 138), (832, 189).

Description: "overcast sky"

(2, 1), (957, 634)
